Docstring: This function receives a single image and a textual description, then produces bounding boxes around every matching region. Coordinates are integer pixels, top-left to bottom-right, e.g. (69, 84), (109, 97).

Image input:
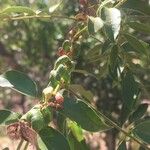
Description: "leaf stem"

(3, 14), (76, 21)
(23, 142), (29, 150)
(96, 0), (112, 15)
(16, 139), (24, 150)
(114, 0), (128, 8)
(73, 26), (87, 40)
(90, 35), (103, 43)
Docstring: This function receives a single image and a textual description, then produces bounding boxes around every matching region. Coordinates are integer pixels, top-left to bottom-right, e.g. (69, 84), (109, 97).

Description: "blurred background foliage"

(0, 0), (150, 149)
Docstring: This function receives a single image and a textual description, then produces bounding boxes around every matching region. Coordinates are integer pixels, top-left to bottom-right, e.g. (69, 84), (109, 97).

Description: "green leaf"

(88, 16), (104, 32)
(69, 84), (93, 102)
(101, 7), (121, 41)
(109, 45), (119, 79)
(132, 119), (150, 144)
(67, 120), (84, 142)
(101, 39), (112, 54)
(122, 72), (139, 105)
(86, 44), (101, 60)
(120, 70), (139, 124)
(59, 98), (111, 132)
(122, 0), (150, 15)
(0, 70), (39, 98)
(124, 34), (147, 55)
(62, 40), (71, 52)
(38, 126), (70, 150)
(87, 18), (95, 35)
(121, 42), (136, 53)
(129, 103), (148, 123)
(0, 110), (21, 125)
(127, 22), (150, 34)
(1, 6), (35, 15)
(68, 132), (90, 150)
(73, 70), (96, 79)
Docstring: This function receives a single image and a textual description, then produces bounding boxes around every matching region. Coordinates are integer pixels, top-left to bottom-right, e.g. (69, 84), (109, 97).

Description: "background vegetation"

(0, 0), (150, 150)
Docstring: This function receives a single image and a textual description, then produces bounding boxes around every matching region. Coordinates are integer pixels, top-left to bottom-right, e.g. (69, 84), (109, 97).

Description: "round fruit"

(55, 92), (64, 104)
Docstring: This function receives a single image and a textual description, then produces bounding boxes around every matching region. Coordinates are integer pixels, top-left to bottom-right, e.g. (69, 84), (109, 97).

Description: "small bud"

(43, 86), (54, 101)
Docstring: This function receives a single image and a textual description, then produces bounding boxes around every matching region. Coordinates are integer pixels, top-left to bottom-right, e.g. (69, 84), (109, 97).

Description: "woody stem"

(16, 139), (24, 150)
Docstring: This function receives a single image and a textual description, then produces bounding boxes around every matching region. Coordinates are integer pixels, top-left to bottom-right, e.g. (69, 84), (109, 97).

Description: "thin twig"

(23, 142), (29, 150)
(90, 35), (103, 43)
(16, 139), (24, 150)
(3, 15), (76, 21)
(115, 0), (128, 8)
(73, 26), (87, 40)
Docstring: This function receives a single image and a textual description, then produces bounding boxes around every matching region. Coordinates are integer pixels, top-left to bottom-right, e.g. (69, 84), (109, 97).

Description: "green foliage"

(101, 7), (121, 41)
(132, 120), (150, 144)
(0, 70), (39, 98)
(69, 84), (93, 102)
(124, 34), (147, 55)
(68, 132), (90, 150)
(120, 70), (140, 124)
(38, 126), (70, 150)
(67, 120), (84, 142)
(117, 141), (127, 150)
(59, 98), (111, 132)
(128, 22), (150, 34)
(129, 103), (148, 123)
(0, 110), (21, 125)
(1, 6), (35, 15)
(0, 0), (149, 149)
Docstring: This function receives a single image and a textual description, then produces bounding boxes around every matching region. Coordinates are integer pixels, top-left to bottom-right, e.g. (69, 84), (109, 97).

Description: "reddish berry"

(57, 47), (65, 56)
(79, 0), (87, 5)
(55, 92), (64, 104)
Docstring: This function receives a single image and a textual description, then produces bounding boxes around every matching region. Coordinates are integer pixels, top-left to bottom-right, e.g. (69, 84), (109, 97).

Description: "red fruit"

(55, 92), (64, 104)
(79, 0), (87, 5)
(57, 47), (65, 56)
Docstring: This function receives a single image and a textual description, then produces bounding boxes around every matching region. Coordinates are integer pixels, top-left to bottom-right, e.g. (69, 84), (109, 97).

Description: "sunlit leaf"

(67, 120), (84, 142)
(88, 16), (104, 32)
(49, 0), (62, 13)
(101, 7), (121, 41)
